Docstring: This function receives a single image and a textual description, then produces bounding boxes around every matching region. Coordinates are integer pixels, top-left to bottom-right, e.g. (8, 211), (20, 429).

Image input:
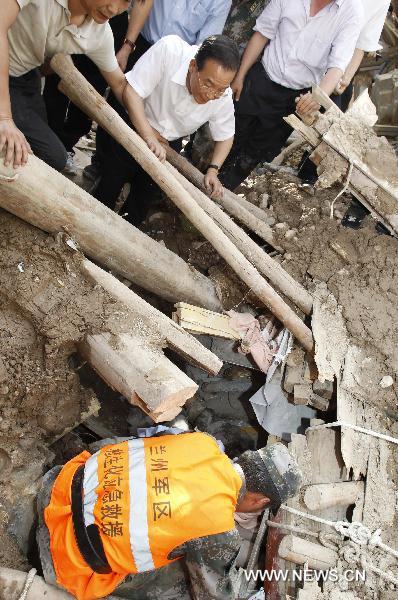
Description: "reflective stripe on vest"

(45, 432), (242, 599)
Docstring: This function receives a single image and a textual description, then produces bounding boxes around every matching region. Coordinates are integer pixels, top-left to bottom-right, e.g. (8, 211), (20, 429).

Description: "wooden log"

(278, 535), (338, 570)
(272, 136), (306, 166)
(165, 146), (278, 248)
(166, 161), (313, 315)
(0, 155), (220, 311)
(51, 54), (314, 352)
(303, 481), (365, 511)
(79, 332), (198, 422)
(81, 260), (222, 375)
(0, 567), (74, 599)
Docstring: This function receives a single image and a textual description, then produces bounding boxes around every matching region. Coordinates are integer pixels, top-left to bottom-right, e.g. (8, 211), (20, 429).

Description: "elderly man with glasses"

(94, 34), (239, 225)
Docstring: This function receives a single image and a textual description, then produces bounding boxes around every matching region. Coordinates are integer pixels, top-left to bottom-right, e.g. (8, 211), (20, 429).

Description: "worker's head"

(235, 443), (302, 513)
(79, 0), (132, 23)
(188, 35), (240, 104)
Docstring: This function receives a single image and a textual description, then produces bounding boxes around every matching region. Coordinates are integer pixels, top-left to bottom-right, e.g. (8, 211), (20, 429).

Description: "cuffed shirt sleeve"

(356, 1), (390, 52)
(208, 92), (235, 141)
(86, 22), (118, 72)
(125, 37), (168, 98)
(327, 2), (364, 71)
(196, 0), (232, 44)
(253, 0), (283, 40)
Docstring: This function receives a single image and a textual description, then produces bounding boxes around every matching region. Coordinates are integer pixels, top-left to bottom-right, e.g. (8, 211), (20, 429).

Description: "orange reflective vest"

(44, 432), (242, 600)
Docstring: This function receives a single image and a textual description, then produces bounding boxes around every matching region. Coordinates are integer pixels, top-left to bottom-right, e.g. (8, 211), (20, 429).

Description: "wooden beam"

(79, 332), (198, 422)
(166, 162), (313, 315)
(51, 54), (314, 352)
(166, 146), (279, 249)
(81, 260), (222, 375)
(0, 153), (221, 310)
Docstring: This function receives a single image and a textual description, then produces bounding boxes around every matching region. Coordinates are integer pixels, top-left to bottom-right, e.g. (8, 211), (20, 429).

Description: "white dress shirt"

(356, 0), (390, 51)
(254, 0), (364, 90)
(142, 0), (232, 45)
(9, 0), (118, 77)
(125, 35), (235, 142)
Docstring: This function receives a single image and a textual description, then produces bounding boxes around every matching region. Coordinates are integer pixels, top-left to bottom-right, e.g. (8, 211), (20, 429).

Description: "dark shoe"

(83, 161), (100, 182)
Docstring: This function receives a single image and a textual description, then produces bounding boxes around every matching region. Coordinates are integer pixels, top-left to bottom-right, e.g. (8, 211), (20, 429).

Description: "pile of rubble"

(0, 59), (397, 600)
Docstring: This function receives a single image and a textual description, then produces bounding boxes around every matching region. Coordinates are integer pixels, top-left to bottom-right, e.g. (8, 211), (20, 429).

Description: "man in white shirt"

(334, 0), (390, 107)
(94, 34), (239, 224)
(0, 0), (132, 171)
(219, 0), (364, 190)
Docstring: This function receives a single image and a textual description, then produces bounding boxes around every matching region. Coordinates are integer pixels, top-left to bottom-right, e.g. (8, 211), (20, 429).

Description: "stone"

(380, 375), (394, 388)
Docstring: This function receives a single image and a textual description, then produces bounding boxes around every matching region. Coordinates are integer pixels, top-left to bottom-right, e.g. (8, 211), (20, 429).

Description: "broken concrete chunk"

(379, 375), (394, 388)
(313, 378), (334, 400)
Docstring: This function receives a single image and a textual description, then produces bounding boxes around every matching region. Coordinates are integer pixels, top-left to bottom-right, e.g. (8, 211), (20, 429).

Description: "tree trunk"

(0, 568), (74, 599)
(81, 259), (222, 375)
(51, 54), (314, 352)
(79, 332), (198, 422)
(0, 155), (220, 310)
(166, 146), (279, 249)
(278, 535), (338, 570)
(303, 481), (365, 511)
(166, 163), (313, 315)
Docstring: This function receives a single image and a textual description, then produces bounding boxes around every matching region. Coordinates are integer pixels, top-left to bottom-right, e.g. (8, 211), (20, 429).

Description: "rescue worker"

(94, 34), (240, 225)
(219, 0), (364, 190)
(0, 0), (143, 171)
(37, 432), (302, 600)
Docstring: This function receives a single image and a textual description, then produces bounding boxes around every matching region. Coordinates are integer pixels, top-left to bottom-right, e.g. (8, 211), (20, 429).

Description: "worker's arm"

(0, 0), (32, 167)
(334, 48), (364, 95)
(116, 0), (153, 72)
(204, 137), (233, 199)
(231, 32), (269, 100)
(171, 530), (241, 600)
(295, 67), (343, 116)
(122, 82), (167, 161)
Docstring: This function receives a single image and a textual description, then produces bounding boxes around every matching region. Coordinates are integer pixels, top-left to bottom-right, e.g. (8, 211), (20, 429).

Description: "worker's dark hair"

(195, 35), (240, 72)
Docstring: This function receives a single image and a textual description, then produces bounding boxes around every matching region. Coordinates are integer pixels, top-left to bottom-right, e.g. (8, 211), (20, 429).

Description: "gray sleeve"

(170, 529), (241, 600)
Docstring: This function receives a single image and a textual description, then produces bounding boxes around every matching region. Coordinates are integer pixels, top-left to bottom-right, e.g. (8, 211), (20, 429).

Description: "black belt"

(71, 464), (112, 574)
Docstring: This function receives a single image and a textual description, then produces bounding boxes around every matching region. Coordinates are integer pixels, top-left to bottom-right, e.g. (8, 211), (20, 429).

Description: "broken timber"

(51, 54), (314, 352)
(80, 260), (222, 421)
(166, 157), (313, 315)
(0, 156), (220, 311)
(172, 302), (240, 339)
(165, 147), (279, 249)
(285, 86), (398, 237)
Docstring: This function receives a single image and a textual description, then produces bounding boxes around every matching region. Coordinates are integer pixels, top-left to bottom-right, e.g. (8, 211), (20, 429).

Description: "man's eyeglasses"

(196, 72), (228, 99)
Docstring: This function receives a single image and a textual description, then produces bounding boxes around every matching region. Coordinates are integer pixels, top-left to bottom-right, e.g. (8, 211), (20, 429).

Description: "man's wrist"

(207, 163), (220, 173)
(123, 38), (136, 53)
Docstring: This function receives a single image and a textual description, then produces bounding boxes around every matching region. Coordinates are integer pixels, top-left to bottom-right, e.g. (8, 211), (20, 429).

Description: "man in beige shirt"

(0, 0), (143, 170)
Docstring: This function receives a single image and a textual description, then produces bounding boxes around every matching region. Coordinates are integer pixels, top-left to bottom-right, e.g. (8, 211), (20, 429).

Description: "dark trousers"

(43, 12), (128, 153)
(95, 33), (152, 165)
(9, 69), (68, 171)
(94, 104), (182, 225)
(94, 33), (160, 225)
(219, 62), (308, 190)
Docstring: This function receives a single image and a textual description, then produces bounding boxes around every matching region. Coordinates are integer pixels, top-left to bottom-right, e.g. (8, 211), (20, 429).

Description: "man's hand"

(295, 92), (320, 117)
(0, 118), (31, 167)
(144, 134), (166, 162)
(116, 44), (131, 73)
(204, 168), (223, 199)
(334, 74), (350, 96)
(231, 74), (244, 101)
